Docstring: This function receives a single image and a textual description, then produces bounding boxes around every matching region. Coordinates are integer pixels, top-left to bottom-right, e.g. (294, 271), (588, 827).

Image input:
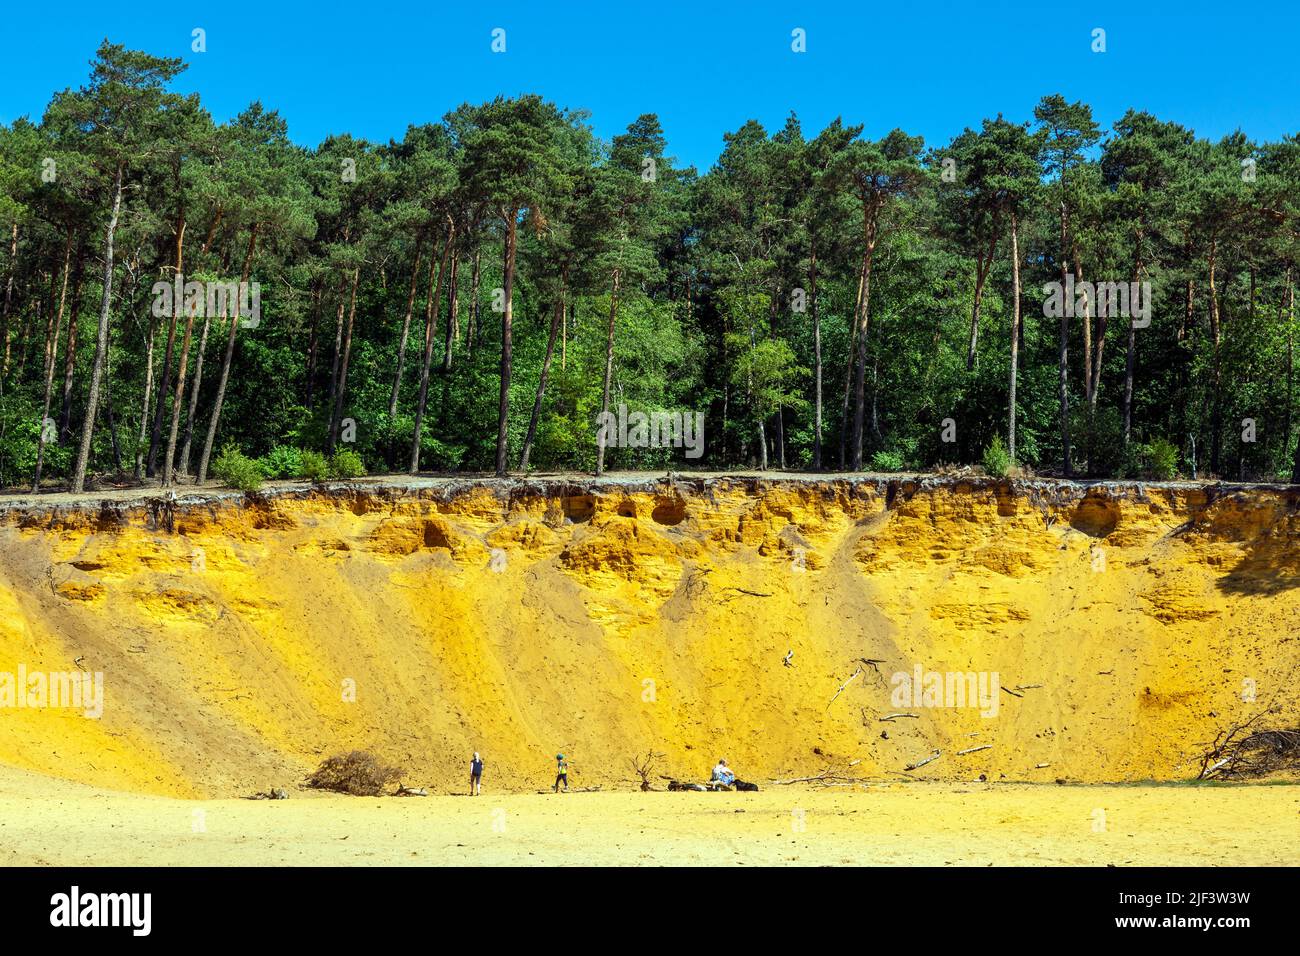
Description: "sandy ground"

(0, 768), (1295, 866)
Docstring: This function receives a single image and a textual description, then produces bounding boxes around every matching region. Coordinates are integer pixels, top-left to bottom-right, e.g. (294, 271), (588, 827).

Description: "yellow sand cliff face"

(0, 477), (1296, 797)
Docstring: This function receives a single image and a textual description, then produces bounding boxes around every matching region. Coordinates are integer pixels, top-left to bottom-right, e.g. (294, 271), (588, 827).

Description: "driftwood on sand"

(903, 751), (942, 771)
(1198, 709), (1300, 779)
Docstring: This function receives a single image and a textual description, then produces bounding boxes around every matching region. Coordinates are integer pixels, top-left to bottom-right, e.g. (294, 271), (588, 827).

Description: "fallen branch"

(955, 745), (992, 756)
(769, 759), (864, 787)
(880, 712), (919, 721)
(904, 751), (942, 771)
(827, 667), (863, 709)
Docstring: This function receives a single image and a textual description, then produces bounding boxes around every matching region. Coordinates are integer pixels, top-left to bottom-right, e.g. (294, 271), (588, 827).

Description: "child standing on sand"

(554, 753), (569, 792)
(470, 752), (483, 796)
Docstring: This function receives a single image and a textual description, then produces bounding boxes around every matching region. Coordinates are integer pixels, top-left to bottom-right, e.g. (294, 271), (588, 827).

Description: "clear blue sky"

(1, 1), (1295, 170)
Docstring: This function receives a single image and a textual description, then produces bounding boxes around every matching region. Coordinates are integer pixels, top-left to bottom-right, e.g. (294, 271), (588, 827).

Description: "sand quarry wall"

(0, 475), (1297, 797)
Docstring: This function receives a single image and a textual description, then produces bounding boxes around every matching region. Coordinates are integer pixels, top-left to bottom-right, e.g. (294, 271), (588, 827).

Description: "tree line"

(1, 42), (1297, 491)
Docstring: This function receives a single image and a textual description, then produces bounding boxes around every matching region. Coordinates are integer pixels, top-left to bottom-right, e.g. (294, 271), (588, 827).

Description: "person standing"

(470, 752), (484, 796)
(554, 753), (569, 793)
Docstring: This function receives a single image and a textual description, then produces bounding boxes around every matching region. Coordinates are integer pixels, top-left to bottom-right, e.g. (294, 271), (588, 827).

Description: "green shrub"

(982, 435), (1011, 478)
(1135, 438), (1179, 480)
(328, 449), (366, 480)
(1146, 438), (1180, 480)
(0, 409), (71, 486)
(299, 450), (330, 483)
(260, 445), (303, 480)
(869, 450), (905, 473)
(418, 434), (468, 472)
(211, 445), (264, 492)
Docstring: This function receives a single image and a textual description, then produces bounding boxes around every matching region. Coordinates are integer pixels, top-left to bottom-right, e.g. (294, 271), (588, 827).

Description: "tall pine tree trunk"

(749, 318), (767, 471)
(147, 211), (185, 475)
(1207, 239), (1223, 474)
(388, 235), (424, 417)
(1282, 266), (1293, 475)
(467, 246), (481, 360)
(966, 238), (994, 372)
(0, 222), (18, 380)
(197, 225), (257, 484)
(1007, 210), (1022, 464)
(839, 255), (867, 469)
(409, 226), (452, 473)
(810, 234), (823, 469)
(561, 290), (567, 370)
(850, 205), (878, 470)
(326, 271), (347, 416)
(327, 267), (360, 453)
(32, 234), (73, 490)
(163, 298), (200, 486)
(1077, 259), (1101, 473)
(1287, 272), (1300, 483)
(1122, 247), (1143, 444)
(595, 266), (621, 477)
(770, 280), (785, 469)
(1077, 256), (1093, 409)
(443, 250), (459, 372)
(133, 308), (157, 479)
(494, 212), (518, 477)
(1057, 203), (1072, 477)
(71, 164), (124, 493)
(520, 283), (564, 472)
(177, 301), (212, 478)
(58, 257), (85, 442)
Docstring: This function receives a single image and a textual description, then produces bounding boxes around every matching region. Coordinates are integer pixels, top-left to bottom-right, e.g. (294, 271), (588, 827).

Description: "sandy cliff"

(0, 475), (1296, 796)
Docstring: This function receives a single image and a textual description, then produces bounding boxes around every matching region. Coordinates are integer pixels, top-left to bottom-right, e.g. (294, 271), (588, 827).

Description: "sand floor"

(1, 768), (1294, 866)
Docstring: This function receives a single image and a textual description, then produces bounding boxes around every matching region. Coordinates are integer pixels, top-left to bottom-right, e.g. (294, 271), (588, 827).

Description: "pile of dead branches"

(307, 750), (403, 796)
(1199, 712), (1300, 780)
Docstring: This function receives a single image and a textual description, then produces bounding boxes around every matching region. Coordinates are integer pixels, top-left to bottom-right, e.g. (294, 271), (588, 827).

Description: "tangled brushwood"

(1198, 712), (1300, 779)
(307, 750), (403, 796)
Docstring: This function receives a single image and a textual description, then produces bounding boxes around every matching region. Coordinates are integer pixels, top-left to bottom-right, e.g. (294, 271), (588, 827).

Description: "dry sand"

(2, 477), (1298, 867)
(0, 767), (1294, 866)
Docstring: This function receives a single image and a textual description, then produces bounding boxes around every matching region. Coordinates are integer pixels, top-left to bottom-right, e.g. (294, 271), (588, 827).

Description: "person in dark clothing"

(554, 753), (569, 792)
(470, 752), (483, 796)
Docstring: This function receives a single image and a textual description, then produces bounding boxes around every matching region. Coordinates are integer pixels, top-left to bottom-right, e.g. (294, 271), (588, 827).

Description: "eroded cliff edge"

(1, 474), (1297, 795)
